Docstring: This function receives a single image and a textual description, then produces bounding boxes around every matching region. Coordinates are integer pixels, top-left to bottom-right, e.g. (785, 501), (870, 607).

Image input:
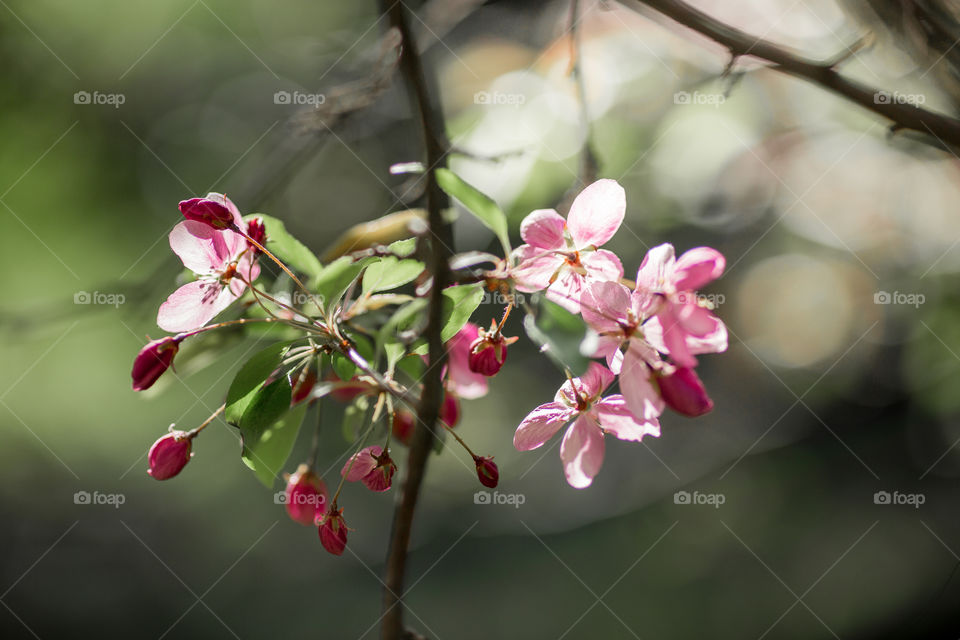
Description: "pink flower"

(513, 363), (660, 488)
(341, 445), (396, 492)
(131, 336), (182, 391)
(445, 323), (489, 399)
(511, 179), (626, 313)
(318, 508), (348, 555)
(157, 193), (260, 332)
(147, 430), (193, 480)
(635, 244), (727, 368)
(580, 280), (665, 424)
(283, 464), (328, 525)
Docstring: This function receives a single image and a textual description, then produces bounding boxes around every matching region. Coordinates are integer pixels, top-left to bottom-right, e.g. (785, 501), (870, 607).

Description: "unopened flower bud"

(474, 455), (499, 488)
(318, 508), (348, 556)
(284, 464), (328, 526)
(246, 217), (266, 253)
(440, 392), (460, 428)
(468, 336), (508, 376)
(657, 366), (713, 417)
(132, 336), (182, 391)
(148, 430), (193, 480)
(178, 197), (236, 230)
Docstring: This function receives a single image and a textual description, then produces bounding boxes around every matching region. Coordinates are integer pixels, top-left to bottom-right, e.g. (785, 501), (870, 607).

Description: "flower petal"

(673, 247), (725, 291)
(156, 280), (238, 332)
(581, 249), (624, 284)
(636, 243), (675, 292)
(514, 402), (572, 451)
(560, 414), (605, 488)
(169, 221), (231, 274)
(545, 268), (585, 314)
(579, 361), (615, 399)
(566, 179), (626, 248)
(581, 280), (631, 334)
(520, 209), (566, 249)
(512, 245), (564, 293)
(446, 323), (489, 399)
(619, 346), (666, 423)
(342, 445), (382, 481)
(593, 395), (660, 441)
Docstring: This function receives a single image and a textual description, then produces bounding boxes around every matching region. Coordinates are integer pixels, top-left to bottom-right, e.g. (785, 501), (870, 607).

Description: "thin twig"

(622, 0), (960, 149)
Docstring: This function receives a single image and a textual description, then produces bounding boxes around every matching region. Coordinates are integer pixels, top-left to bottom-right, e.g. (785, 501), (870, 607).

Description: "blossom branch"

(380, 2), (453, 639)
(622, 0), (960, 148)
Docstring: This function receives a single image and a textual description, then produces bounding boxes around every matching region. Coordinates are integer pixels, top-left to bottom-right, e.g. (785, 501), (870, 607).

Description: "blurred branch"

(379, 2), (453, 640)
(623, 0), (960, 149)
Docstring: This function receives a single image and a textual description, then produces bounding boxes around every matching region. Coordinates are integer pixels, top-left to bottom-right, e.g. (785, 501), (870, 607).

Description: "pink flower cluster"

(510, 179), (727, 488)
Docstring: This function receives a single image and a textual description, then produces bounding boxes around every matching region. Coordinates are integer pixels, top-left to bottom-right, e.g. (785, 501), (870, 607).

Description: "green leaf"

(388, 238), (417, 258)
(331, 352), (358, 382)
(314, 256), (373, 314)
(240, 391), (306, 488)
(362, 257), (424, 294)
(341, 396), (369, 442)
(225, 342), (294, 425)
(523, 300), (590, 375)
(436, 169), (511, 255)
(246, 214), (323, 280)
(410, 284), (484, 355)
(396, 354), (425, 380)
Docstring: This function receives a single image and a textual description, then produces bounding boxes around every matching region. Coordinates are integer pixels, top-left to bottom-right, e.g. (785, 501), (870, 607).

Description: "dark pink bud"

(147, 430), (193, 480)
(328, 374), (372, 404)
(284, 464), (328, 526)
(318, 508), (348, 556)
(657, 367), (714, 417)
(468, 336), (508, 376)
(440, 391), (460, 428)
(291, 366), (317, 405)
(132, 336), (181, 391)
(179, 197), (235, 230)
(246, 217), (266, 253)
(474, 456), (499, 488)
(392, 410), (415, 445)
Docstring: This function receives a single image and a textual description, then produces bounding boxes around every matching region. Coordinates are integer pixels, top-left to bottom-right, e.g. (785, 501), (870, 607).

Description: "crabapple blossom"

(148, 430), (193, 480)
(131, 336), (182, 391)
(445, 322), (489, 399)
(342, 445), (397, 492)
(635, 244), (727, 368)
(511, 179), (626, 313)
(157, 194), (261, 332)
(514, 363), (660, 488)
(284, 464), (328, 525)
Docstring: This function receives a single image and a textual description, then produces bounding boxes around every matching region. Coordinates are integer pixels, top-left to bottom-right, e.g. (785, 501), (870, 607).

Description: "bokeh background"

(2, 0), (960, 637)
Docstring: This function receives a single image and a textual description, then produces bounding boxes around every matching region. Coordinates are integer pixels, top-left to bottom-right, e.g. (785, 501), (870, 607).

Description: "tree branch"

(622, 0), (960, 149)
(379, 2), (452, 639)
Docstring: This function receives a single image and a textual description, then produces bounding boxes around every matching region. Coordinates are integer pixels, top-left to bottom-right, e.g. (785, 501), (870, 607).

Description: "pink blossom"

(445, 323), (489, 399)
(511, 179), (626, 314)
(341, 445), (396, 492)
(147, 431), (193, 480)
(131, 336), (182, 391)
(157, 193), (260, 332)
(513, 363), (660, 488)
(635, 244), (727, 368)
